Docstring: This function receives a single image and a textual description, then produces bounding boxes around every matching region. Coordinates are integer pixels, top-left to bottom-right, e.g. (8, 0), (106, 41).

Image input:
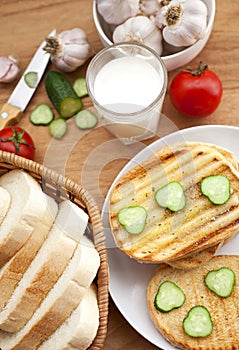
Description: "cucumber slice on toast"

(204, 267), (235, 297)
(200, 175), (230, 205)
(118, 206), (147, 234)
(155, 181), (186, 212)
(183, 306), (213, 338)
(154, 281), (186, 312)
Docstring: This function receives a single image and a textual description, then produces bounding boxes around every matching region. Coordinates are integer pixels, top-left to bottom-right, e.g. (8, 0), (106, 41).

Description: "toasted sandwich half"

(147, 255), (239, 350)
(109, 142), (239, 263)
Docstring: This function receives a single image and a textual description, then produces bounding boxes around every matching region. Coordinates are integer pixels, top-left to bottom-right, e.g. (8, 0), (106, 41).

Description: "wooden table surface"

(1, 1), (239, 349)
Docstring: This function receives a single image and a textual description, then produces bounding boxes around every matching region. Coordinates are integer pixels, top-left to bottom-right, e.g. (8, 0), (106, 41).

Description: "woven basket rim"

(0, 150), (109, 350)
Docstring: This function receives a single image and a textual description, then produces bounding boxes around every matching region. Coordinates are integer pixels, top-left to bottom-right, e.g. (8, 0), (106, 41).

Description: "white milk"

(94, 56), (163, 113)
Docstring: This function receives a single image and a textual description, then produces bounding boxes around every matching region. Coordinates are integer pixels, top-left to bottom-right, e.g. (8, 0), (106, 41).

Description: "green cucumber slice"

(155, 181), (186, 212)
(75, 110), (98, 130)
(204, 267), (235, 297)
(73, 77), (88, 97)
(200, 175), (230, 205)
(24, 71), (38, 88)
(183, 306), (213, 338)
(30, 104), (54, 126)
(154, 281), (186, 312)
(49, 118), (67, 139)
(118, 206), (147, 235)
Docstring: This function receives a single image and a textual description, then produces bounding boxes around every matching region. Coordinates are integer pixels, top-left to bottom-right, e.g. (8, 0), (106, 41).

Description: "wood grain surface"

(1, 1), (239, 349)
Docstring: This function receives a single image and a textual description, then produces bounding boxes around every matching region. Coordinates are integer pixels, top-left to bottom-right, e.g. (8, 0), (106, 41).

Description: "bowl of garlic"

(93, 0), (216, 72)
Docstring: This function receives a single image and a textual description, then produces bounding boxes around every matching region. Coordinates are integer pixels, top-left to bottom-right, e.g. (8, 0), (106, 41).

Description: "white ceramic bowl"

(93, 0), (216, 71)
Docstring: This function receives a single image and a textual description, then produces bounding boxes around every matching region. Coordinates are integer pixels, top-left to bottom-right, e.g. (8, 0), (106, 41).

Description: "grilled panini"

(147, 255), (239, 350)
(108, 142), (239, 263)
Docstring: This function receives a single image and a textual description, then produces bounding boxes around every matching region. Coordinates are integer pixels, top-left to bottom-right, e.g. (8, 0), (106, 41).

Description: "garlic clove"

(97, 0), (140, 25)
(156, 0), (208, 47)
(139, 0), (161, 16)
(0, 56), (20, 83)
(113, 16), (163, 55)
(43, 28), (92, 72)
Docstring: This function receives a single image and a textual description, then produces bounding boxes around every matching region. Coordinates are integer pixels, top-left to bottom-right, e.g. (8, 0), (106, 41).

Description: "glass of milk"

(86, 42), (168, 144)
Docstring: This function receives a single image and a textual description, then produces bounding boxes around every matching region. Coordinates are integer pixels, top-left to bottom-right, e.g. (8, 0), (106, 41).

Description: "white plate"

(102, 125), (239, 349)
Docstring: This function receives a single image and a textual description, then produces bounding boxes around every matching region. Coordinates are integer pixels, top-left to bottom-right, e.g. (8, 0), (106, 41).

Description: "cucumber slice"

(183, 306), (213, 338)
(75, 110), (98, 130)
(155, 181), (186, 212)
(204, 267), (235, 297)
(118, 206), (147, 234)
(49, 118), (67, 139)
(73, 78), (88, 98)
(154, 281), (186, 312)
(200, 175), (230, 205)
(30, 104), (54, 126)
(24, 71), (38, 88)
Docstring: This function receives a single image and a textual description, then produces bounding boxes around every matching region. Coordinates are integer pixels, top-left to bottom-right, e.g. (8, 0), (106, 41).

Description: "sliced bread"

(0, 194), (58, 310)
(147, 255), (239, 350)
(39, 284), (99, 350)
(0, 187), (11, 225)
(0, 237), (100, 349)
(0, 199), (88, 333)
(0, 170), (51, 267)
(109, 142), (239, 263)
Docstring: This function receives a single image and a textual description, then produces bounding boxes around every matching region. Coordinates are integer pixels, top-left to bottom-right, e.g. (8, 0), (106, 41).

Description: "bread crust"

(109, 142), (239, 263)
(147, 255), (239, 350)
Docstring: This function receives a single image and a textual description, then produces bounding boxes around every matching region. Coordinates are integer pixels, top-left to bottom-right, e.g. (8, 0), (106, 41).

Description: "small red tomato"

(0, 126), (35, 160)
(170, 62), (223, 118)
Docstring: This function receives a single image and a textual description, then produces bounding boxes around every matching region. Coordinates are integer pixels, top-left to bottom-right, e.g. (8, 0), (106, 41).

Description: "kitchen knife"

(0, 29), (56, 129)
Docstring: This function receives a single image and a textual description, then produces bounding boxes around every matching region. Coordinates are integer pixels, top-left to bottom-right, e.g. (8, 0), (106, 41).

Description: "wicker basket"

(0, 150), (109, 350)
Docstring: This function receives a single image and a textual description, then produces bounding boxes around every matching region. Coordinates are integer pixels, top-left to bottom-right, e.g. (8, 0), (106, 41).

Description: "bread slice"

(0, 237), (100, 349)
(109, 142), (239, 263)
(147, 255), (239, 350)
(0, 199), (88, 333)
(39, 284), (99, 350)
(0, 170), (51, 267)
(0, 194), (58, 311)
(0, 187), (11, 225)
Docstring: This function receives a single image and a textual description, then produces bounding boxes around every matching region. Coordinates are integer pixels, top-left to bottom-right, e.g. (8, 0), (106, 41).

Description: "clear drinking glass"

(86, 42), (168, 144)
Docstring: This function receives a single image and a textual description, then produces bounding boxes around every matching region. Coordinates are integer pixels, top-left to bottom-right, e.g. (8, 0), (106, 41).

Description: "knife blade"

(0, 29), (56, 129)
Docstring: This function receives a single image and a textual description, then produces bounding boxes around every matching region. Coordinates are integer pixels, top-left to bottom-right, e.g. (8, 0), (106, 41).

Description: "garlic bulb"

(43, 28), (91, 72)
(156, 0), (208, 47)
(113, 16), (163, 55)
(97, 0), (140, 25)
(0, 56), (20, 83)
(139, 0), (161, 16)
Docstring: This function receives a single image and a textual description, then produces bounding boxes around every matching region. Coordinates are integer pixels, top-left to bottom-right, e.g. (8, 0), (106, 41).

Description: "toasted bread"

(109, 142), (239, 263)
(147, 255), (239, 350)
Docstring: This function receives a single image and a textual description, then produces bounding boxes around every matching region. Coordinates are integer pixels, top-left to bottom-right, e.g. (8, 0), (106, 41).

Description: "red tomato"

(170, 62), (223, 118)
(0, 126), (35, 160)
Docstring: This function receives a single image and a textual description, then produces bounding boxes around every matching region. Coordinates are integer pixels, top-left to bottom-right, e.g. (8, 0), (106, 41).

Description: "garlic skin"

(113, 16), (163, 55)
(0, 56), (20, 83)
(97, 0), (140, 25)
(139, 0), (161, 16)
(156, 0), (208, 47)
(43, 28), (91, 72)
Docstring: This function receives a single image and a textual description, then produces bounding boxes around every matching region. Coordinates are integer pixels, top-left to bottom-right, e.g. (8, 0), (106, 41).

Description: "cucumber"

(118, 206), (147, 235)
(45, 71), (82, 119)
(49, 118), (67, 139)
(75, 110), (98, 130)
(73, 77), (88, 98)
(204, 267), (235, 297)
(155, 181), (186, 212)
(200, 175), (231, 205)
(154, 281), (186, 312)
(30, 104), (54, 126)
(24, 71), (38, 88)
(183, 306), (213, 338)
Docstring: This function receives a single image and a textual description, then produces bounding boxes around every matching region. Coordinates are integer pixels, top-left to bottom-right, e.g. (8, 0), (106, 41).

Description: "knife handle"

(0, 103), (23, 129)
